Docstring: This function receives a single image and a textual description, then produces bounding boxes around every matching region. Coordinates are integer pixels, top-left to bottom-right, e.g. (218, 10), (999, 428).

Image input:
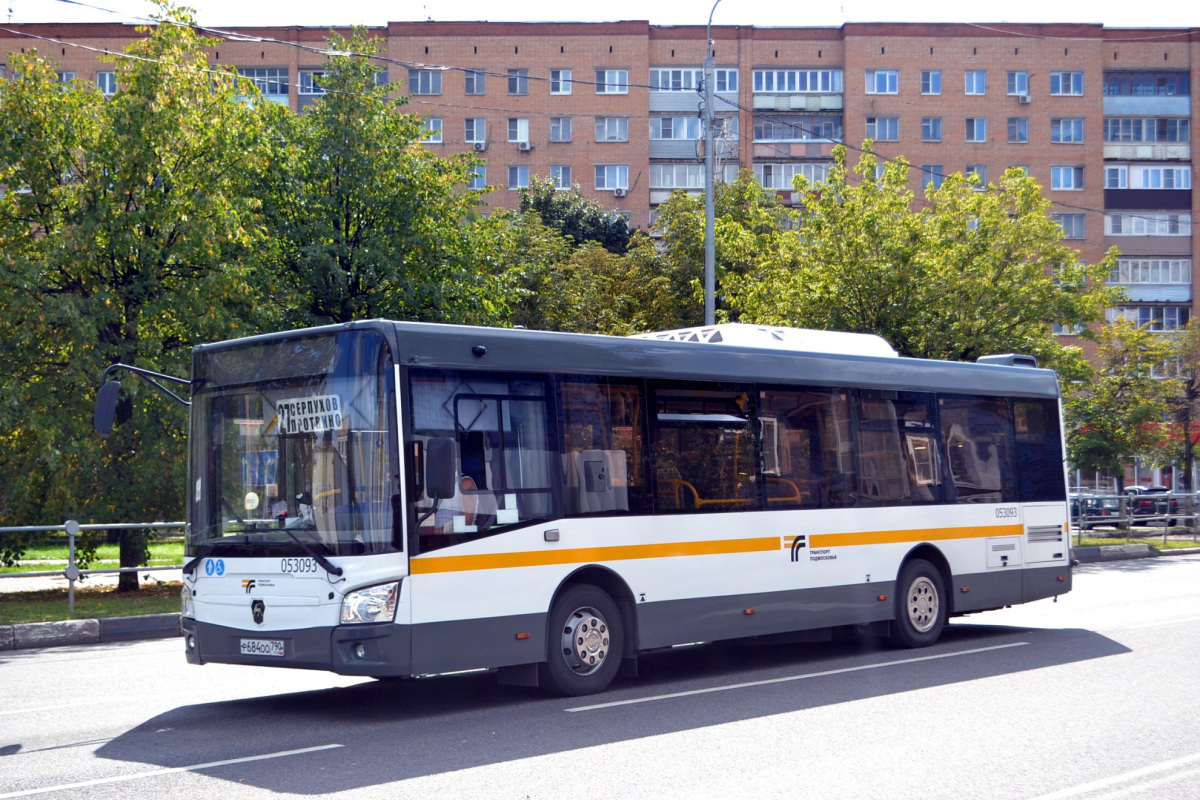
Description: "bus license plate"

(240, 638), (285, 657)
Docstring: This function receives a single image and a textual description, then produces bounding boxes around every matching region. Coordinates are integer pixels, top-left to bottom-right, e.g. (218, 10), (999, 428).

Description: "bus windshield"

(188, 330), (400, 558)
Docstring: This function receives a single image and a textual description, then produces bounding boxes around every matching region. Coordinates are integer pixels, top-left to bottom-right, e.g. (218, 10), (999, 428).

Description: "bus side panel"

(947, 569), (1024, 614)
(408, 614), (547, 675)
(1023, 563), (1072, 603)
(635, 582), (895, 650)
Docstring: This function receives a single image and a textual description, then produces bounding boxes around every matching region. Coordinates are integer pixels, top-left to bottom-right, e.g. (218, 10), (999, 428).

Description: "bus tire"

(889, 558), (946, 649)
(539, 585), (624, 696)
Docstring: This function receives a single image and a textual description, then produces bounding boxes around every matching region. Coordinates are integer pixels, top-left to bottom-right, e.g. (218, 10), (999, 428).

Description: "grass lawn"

(1075, 535), (1200, 549)
(0, 583), (181, 625)
(0, 541), (184, 574)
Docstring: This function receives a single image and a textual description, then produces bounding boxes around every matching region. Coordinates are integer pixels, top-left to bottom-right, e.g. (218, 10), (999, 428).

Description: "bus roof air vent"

(630, 323), (899, 358)
(977, 353), (1039, 368)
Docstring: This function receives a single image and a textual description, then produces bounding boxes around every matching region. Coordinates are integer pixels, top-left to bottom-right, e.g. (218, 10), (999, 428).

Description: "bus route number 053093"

(995, 507), (1020, 519)
(280, 557), (319, 574)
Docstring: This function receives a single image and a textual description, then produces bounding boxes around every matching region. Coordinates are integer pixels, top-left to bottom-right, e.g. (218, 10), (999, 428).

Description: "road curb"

(0, 613), (180, 652)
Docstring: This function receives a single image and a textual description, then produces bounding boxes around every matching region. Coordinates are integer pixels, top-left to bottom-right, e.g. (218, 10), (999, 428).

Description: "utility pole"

(702, 0), (722, 327)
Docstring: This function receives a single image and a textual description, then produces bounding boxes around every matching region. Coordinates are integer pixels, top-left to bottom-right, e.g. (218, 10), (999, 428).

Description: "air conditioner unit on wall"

(613, 188), (627, 198)
(1018, 94), (1032, 104)
(472, 141), (487, 152)
(518, 141), (531, 151)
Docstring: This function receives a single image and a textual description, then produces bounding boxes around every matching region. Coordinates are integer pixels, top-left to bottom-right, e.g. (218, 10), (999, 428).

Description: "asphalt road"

(2, 554), (1199, 800)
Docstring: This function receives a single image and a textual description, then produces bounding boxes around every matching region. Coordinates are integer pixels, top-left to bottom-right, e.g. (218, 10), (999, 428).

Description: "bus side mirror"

(94, 380), (122, 438)
(425, 437), (458, 500)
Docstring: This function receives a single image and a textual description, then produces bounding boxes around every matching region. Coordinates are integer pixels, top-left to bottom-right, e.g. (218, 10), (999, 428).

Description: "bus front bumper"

(181, 617), (412, 676)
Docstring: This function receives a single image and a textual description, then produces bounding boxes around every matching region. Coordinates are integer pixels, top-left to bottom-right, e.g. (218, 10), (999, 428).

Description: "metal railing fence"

(1070, 492), (1200, 547)
(0, 520), (185, 616)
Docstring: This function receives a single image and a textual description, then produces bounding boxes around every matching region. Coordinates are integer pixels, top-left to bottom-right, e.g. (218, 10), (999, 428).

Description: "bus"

(97, 320), (1071, 696)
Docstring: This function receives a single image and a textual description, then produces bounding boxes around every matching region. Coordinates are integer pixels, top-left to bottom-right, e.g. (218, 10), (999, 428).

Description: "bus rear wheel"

(889, 558), (946, 649)
(539, 585), (624, 696)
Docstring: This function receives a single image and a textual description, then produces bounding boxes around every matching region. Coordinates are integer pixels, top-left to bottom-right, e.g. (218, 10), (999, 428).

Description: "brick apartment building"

(1, 20), (1197, 343)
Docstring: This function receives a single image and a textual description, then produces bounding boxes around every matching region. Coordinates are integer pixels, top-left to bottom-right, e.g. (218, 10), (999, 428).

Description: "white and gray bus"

(116, 321), (1070, 696)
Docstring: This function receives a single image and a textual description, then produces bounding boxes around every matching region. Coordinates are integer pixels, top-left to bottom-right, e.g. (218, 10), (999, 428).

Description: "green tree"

(717, 146), (1120, 363)
(1062, 321), (1173, 488)
(262, 31), (499, 327)
(1153, 325), (1200, 490)
(518, 177), (633, 254)
(0, 4), (279, 586)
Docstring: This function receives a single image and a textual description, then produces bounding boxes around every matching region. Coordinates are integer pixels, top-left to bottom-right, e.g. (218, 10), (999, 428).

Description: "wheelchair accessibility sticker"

(205, 558), (226, 576)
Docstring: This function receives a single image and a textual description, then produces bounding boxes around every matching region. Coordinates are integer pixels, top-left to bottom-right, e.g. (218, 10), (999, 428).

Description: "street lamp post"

(702, 0), (722, 327)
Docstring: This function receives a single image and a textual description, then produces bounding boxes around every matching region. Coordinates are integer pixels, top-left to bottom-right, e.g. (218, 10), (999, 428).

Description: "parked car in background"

(1070, 496), (1121, 530)
(1129, 486), (1178, 524)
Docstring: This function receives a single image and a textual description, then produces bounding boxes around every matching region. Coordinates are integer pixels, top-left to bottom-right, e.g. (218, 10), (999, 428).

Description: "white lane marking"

(1026, 752), (1200, 800)
(1085, 766), (1200, 800)
(0, 700), (110, 717)
(0, 744), (343, 799)
(567, 641), (1029, 712)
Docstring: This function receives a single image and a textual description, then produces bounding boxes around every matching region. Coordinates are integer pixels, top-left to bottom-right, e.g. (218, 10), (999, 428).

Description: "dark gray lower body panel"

(636, 581), (898, 650)
(950, 563), (1072, 614)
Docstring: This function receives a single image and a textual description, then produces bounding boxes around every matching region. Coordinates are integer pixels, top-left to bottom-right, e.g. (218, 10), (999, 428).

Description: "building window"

(714, 69), (738, 92)
(965, 70), (986, 95)
(550, 69), (572, 95)
(1103, 71), (1189, 97)
(1007, 71), (1028, 96)
(550, 117), (572, 142)
(299, 70), (326, 95)
(420, 118), (443, 143)
(1008, 117), (1029, 143)
(1105, 212), (1191, 236)
(508, 69), (529, 95)
(1104, 118), (1190, 142)
(921, 165), (944, 189)
(966, 165), (988, 184)
(56, 71), (75, 83)
(1139, 167), (1192, 189)
(966, 117), (987, 142)
(596, 69), (629, 94)
(550, 165), (572, 189)
(1111, 259), (1192, 285)
(465, 118), (487, 144)
(1051, 166), (1084, 190)
(468, 166), (486, 191)
(865, 116), (899, 141)
(1009, 165), (1030, 177)
(410, 69), (441, 95)
(753, 115), (841, 141)
(650, 68), (738, 92)
(651, 163), (706, 189)
(595, 117), (629, 142)
(921, 70), (941, 95)
(921, 117), (942, 142)
(508, 165), (530, 189)
(1051, 118), (1084, 143)
(865, 69), (899, 95)
(1050, 72), (1084, 96)
(1053, 213), (1086, 239)
(507, 118), (530, 143)
(595, 164), (629, 191)
(754, 69), (842, 93)
(754, 163), (830, 189)
(464, 69), (485, 95)
(650, 117), (703, 140)
(238, 68), (288, 100)
(1110, 306), (1191, 331)
(1105, 166), (1128, 189)
(96, 71), (117, 95)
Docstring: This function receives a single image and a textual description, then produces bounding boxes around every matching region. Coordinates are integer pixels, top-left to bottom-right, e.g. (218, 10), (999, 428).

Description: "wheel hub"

(562, 607), (610, 676)
(906, 577), (939, 633)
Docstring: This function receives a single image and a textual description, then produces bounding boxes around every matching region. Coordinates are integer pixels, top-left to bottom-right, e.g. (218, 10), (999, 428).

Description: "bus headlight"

(340, 582), (400, 624)
(181, 585), (196, 619)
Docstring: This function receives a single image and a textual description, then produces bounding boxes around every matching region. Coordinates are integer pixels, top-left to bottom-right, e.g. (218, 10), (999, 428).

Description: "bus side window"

(759, 388), (855, 509)
(560, 377), (650, 516)
(938, 394), (1017, 504)
(1013, 398), (1066, 502)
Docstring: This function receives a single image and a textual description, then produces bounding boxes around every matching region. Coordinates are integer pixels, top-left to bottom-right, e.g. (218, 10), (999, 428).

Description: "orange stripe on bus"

(806, 524), (1023, 548)
(410, 536), (780, 575)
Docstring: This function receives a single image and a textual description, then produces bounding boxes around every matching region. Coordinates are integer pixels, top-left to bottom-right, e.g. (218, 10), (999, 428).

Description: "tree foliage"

(517, 177), (633, 254)
(720, 145), (1120, 363)
(261, 32), (500, 327)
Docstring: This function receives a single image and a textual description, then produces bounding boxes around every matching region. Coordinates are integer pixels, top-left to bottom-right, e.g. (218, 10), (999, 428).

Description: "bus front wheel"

(889, 558), (946, 648)
(539, 585), (624, 696)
